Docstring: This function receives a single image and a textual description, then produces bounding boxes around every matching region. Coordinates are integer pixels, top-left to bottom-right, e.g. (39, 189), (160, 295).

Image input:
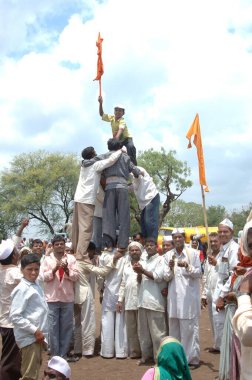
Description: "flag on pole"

(93, 32), (104, 85)
(186, 113), (209, 192)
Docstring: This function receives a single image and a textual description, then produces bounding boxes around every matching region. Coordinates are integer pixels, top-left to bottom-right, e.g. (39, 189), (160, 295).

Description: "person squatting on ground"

(141, 336), (192, 380)
(42, 356), (71, 380)
(10, 254), (48, 380)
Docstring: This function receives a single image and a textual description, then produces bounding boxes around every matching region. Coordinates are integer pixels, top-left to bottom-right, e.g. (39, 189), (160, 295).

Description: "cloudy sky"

(0, 0), (252, 213)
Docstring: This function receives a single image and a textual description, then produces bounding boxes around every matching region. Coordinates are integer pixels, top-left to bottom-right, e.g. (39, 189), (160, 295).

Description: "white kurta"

(118, 261), (139, 310)
(131, 167), (158, 211)
(211, 239), (239, 349)
(163, 247), (201, 364)
(163, 248), (202, 319)
(74, 262), (96, 356)
(202, 254), (220, 348)
(137, 253), (167, 361)
(213, 239), (239, 301)
(98, 251), (128, 358)
(138, 254), (167, 312)
(118, 261), (141, 358)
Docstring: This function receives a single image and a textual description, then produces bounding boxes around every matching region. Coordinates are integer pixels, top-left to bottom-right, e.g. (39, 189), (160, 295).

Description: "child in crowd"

(10, 253), (48, 380)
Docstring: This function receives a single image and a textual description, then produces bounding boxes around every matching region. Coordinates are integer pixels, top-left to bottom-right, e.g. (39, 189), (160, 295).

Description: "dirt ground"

(40, 298), (220, 380)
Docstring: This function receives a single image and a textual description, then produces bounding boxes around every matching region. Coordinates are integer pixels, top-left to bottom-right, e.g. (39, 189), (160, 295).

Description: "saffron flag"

(93, 32), (104, 81)
(186, 114), (209, 192)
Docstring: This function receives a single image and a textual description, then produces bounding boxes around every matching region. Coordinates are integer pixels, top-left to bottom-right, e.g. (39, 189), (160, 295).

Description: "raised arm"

(98, 96), (104, 116)
(12, 218), (29, 247)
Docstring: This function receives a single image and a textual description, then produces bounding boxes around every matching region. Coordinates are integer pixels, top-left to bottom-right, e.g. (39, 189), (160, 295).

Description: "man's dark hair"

(107, 138), (122, 152)
(133, 232), (144, 240)
(31, 239), (43, 247)
(21, 253), (40, 269)
(145, 237), (157, 244)
(88, 241), (96, 251)
(209, 232), (219, 238)
(51, 235), (66, 245)
(81, 146), (95, 160)
(0, 250), (15, 266)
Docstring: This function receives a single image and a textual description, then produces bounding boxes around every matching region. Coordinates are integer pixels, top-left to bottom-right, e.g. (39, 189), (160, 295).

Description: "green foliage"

(0, 150), (79, 235)
(206, 205), (226, 226)
(137, 148), (193, 226)
(129, 190), (141, 235)
(164, 200), (204, 227)
(228, 203), (252, 236)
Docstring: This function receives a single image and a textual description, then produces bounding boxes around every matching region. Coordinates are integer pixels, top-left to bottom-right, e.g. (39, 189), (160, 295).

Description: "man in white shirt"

(72, 145), (122, 260)
(0, 219), (29, 380)
(163, 228), (202, 369)
(131, 167), (160, 241)
(201, 232), (221, 351)
(133, 237), (167, 365)
(213, 218), (239, 349)
(117, 241), (144, 358)
(162, 236), (174, 255)
(80, 250), (128, 358)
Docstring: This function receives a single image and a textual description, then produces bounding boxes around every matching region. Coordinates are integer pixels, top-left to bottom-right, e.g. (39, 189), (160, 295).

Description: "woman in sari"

(141, 336), (192, 380)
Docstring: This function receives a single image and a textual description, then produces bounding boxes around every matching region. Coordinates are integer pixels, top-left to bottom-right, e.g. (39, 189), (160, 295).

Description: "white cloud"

(0, 0), (252, 214)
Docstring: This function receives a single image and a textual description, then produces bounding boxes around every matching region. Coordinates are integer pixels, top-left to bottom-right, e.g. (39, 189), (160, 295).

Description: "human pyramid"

(0, 97), (252, 380)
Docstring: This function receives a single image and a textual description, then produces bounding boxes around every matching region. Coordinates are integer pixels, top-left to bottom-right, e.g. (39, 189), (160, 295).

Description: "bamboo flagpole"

(186, 114), (210, 245)
(93, 32), (104, 97)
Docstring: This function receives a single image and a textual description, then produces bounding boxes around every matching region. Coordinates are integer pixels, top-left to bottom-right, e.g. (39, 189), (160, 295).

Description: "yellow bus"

(157, 225), (218, 251)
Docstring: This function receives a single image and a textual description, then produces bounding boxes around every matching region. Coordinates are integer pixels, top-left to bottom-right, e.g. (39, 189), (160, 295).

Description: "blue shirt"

(10, 277), (48, 348)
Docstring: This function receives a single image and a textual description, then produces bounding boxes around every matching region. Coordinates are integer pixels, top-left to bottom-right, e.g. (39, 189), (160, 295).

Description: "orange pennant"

(186, 114), (209, 192)
(93, 32), (104, 81)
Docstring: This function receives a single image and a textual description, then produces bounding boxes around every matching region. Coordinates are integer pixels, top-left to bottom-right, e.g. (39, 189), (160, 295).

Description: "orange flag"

(186, 114), (209, 192)
(93, 33), (104, 83)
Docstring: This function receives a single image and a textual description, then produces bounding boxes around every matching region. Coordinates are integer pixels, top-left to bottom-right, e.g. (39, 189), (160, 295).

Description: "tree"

(206, 205), (226, 226)
(129, 191), (141, 235)
(164, 200), (204, 227)
(228, 203), (252, 236)
(0, 150), (79, 236)
(137, 148), (193, 227)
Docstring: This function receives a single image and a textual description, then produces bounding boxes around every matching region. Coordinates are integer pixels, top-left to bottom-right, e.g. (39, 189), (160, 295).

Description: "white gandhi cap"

(48, 356), (71, 378)
(0, 239), (15, 260)
(219, 218), (233, 231)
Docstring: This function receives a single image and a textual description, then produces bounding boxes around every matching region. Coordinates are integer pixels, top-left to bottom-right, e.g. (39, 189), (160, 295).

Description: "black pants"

(122, 138), (137, 165)
(102, 188), (130, 249)
(0, 327), (21, 380)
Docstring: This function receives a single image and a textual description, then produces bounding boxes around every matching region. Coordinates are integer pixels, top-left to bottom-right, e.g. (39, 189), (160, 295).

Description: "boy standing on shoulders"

(98, 96), (137, 165)
(10, 254), (48, 380)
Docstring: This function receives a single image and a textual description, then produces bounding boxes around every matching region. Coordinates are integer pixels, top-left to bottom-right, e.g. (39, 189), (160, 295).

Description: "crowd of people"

(0, 100), (252, 380)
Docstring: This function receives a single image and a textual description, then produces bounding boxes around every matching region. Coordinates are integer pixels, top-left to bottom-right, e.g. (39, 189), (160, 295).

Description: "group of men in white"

(1, 130), (252, 380)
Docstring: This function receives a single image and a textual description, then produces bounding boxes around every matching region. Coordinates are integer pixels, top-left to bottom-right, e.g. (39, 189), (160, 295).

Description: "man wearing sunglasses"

(42, 356), (71, 380)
